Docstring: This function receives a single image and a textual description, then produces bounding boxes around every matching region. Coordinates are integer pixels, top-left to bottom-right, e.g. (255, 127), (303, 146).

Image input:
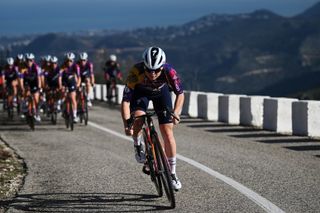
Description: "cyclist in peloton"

(14, 54), (25, 69)
(121, 46), (184, 191)
(44, 56), (62, 111)
(1, 57), (19, 107)
(104, 54), (122, 102)
(60, 52), (81, 123)
(19, 53), (42, 122)
(39, 55), (52, 112)
(77, 52), (95, 107)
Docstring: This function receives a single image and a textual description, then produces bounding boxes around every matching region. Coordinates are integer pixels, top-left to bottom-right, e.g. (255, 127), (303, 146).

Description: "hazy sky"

(0, 0), (319, 36)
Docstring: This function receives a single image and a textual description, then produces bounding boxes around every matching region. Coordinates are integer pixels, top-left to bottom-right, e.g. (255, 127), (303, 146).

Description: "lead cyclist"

(121, 46), (185, 191)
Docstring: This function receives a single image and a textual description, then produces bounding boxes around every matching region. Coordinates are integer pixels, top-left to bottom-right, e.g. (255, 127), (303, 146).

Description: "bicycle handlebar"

(127, 108), (180, 129)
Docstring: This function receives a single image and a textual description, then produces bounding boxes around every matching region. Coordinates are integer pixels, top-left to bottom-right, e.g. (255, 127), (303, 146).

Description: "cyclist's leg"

(70, 91), (77, 119)
(153, 84), (181, 188)
(130, 93), (149, 163)
(106, 80), (112, 100)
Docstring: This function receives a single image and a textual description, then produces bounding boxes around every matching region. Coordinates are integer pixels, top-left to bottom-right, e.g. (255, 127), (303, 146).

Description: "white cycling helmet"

(44, 55), (51, 62)
(6, 57), (14, 65)
(79, 52), (88, 60)
(17, 54), (24, 60)
(25, 53), (35, 60)
(109, 54), (117, 62)
(50, 56), (58, 63)
(65, 52), (75, 61)
(142, 46), (166, 70)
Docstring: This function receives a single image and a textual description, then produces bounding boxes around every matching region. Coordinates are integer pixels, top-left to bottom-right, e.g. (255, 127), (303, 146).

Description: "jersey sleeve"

(89, 62), (94, 75)
(165, 65), (183, 95)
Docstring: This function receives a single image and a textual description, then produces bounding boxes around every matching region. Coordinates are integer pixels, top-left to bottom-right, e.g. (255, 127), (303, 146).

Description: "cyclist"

(121, 46), (184, 191)
(44, 56), (62, 112)
(104, 54), (122, 102)
(14, 54), (25, 69)
(39, 55), (51, 112)
(19, 53), (42, 122)
(1, 57), (19, 109)
(60, 52), (81, 123)
(77, 52), (95, 107)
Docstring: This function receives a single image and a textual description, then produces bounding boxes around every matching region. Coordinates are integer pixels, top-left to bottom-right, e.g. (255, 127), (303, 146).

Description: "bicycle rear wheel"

(152, 133), (175, 208)
(143, 129), (163, 197)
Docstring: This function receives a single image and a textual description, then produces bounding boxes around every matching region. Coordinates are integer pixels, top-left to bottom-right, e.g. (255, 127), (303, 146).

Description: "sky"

(0, 0), (319, 36)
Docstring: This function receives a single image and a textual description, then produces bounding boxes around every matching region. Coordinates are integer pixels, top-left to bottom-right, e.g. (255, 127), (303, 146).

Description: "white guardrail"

(92, 84), (320, 138)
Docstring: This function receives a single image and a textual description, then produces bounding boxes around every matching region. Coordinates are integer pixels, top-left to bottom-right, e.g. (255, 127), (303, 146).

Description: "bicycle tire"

(7, 105), (13, 120)
(27, 97), (35, 131)
(64, 102), (69, 129)
(143, 129), (163, 197)
(152, 133), (175, 209)
(51, 112), (57, 125)
(69, 102), (74, 131)
(84, 97), (88, 126)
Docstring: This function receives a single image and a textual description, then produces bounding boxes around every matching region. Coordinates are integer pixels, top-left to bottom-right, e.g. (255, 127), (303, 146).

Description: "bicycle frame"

(132, 110), (178, 208)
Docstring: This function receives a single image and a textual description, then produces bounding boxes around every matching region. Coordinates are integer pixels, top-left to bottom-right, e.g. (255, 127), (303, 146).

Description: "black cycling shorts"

(130, 84), (173, 124)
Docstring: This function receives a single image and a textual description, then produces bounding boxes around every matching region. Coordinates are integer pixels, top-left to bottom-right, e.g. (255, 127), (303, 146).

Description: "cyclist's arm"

(75, 66), (81, 88)
(58, 70), (63, 89)
(0, 72), (4, 88)
(173, 92), (184, 121)
(89, 63), (95, 85)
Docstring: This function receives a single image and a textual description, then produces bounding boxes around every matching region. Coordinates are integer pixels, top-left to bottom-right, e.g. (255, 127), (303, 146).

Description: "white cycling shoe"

(171, 174), (182, 191)
(73, 116), (79, 123)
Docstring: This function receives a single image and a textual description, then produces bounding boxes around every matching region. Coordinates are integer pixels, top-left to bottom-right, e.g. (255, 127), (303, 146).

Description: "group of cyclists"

(0, 52), (122, 124)
(1, 46), (184, 193)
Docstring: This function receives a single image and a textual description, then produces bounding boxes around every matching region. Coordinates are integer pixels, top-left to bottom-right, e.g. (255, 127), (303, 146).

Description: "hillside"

(4, 2), (320, 99)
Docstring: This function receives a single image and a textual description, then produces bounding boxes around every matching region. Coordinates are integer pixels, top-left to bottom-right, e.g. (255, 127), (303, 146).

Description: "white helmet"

(142, 46), (166, 70)
(109, 54), (117, 62)
(79, 52), (88, 60)
(50, 56), (58, 63)
(25, 53), (35, 60)
(65, 52), (75, 61)
(6, 57), (14, 65)
(17, 54), (24, 60)
(44, 55), (51, 62)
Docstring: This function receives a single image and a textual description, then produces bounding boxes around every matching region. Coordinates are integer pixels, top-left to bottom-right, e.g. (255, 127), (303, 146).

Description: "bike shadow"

(1, 192), (173, 212)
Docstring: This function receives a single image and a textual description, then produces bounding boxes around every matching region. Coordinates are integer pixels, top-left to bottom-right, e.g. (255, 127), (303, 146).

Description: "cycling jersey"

(123, 62), (183, 102)
(19, 63), (41, 93)
(78, 61), (93, 76)
(61, 63), (80, 92)
(123, 62), (183, 124)
(44, 66), (61, 89)
(1, 65), (19, 84)
(104, 60), (121, 80)
(78, 61), (93, 82)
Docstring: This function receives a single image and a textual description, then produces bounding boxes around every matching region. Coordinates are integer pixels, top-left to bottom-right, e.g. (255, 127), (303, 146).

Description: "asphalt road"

(0, 102), (319, 212)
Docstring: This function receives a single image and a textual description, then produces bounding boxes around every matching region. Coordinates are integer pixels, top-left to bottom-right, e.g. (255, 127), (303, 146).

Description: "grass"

(0, 143), (25, 200)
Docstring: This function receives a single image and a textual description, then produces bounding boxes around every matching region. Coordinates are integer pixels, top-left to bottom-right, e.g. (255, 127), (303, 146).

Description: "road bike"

(130, 109), (179, 209)
(77, 83), (88, 125)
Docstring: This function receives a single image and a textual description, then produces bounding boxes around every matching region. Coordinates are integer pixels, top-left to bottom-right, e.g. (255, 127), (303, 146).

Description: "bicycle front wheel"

(152, 133), (175, 209)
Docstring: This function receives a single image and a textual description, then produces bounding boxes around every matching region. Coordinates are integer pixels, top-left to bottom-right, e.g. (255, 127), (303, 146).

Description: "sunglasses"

(145, 67), (162, 74)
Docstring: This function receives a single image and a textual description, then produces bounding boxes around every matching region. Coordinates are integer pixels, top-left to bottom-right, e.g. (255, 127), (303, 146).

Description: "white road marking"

(88, 121), (285, 213)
